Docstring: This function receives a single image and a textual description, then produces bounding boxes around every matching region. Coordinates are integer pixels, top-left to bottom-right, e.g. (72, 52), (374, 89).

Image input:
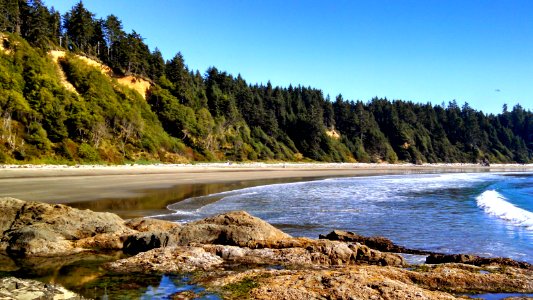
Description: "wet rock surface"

(0, 277), (85, 300)
(1, 197), (532, 299)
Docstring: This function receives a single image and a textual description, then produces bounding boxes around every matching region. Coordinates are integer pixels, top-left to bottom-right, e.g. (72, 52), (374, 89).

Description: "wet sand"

(1, 163), (532, 218)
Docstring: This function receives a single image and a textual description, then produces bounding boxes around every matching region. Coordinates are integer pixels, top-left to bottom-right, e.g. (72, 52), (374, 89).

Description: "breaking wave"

(476, 190), (533, 230)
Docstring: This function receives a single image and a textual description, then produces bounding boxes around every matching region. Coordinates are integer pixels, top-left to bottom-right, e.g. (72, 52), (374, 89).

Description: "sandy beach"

(1, 162), (532, 205)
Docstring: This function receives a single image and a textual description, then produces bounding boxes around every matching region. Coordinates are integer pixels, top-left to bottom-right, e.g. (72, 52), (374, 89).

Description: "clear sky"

(46, 0), (532, 114)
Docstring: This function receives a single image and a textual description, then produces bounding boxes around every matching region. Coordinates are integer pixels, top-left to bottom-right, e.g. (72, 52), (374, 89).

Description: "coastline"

(1, 165), (533, 299)
(0, 162), (532, 205)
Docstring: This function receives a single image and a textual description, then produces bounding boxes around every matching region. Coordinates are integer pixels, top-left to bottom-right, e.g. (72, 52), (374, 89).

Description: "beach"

(2, 163), (533, 299)
(0, 162), (532, 205)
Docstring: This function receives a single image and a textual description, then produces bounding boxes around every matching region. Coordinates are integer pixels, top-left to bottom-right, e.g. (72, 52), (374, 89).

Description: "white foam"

(476, 190), (533, 230)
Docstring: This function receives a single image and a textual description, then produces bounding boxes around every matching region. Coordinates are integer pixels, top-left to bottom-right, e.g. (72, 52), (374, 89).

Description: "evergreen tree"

(63, 1), (95, 53)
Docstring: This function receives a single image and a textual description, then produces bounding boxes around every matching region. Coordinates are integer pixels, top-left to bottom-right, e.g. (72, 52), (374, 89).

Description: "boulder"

(121, 211), (292, 254)
(0, 197), (133, 256)
(8, 200), (129, 239)
(0, 277), (85, 300)
(5, 226), (74, 256)
(174, 211), (291, 247)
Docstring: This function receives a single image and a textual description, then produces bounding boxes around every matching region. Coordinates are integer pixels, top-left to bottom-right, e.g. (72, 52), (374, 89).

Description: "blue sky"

(46, 0), (532, 114)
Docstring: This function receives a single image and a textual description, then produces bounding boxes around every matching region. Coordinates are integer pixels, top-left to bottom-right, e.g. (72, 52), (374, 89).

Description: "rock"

(125, 217), (180, 232)
(123, 231), (174, 255)
(176, 211), (292, 247)
(0, 197), (133, 256)
(121, 211), (292, 255)
(0, 254), (18, 272)
(322, 230), (533, 269)
(249, 267), (458, 300)
(0, 198), (25, 233)
(106, 246), (224, 273)
(9, 200), (129, 238)
(0, 276), (85, 300)
(0, 198), (26, 252)
(201, 263), (533, 299)
(353, 243), (405, 266)
(205, 266), (458, 300)
(109, 239), (404, 274)
(205, 240), (405, 267)
(74, 232), (127, 250)
(406, 263), (533, 293)
(320, 229), (431, 255)
(5, 226), (75, 256)
(426, 253), (532, 269)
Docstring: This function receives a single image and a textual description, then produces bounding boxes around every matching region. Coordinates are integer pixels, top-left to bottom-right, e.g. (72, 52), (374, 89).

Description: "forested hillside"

(0, 1), (532, 164)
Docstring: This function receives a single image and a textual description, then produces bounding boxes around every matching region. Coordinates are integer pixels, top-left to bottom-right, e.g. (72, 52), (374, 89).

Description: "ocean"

(165, 171), (533, 263)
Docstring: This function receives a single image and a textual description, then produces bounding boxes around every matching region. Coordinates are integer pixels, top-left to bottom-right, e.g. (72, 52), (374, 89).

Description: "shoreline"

(1, 161), (532, 177)
(1, 165), (532, 299)
(0, 162), (532, 205)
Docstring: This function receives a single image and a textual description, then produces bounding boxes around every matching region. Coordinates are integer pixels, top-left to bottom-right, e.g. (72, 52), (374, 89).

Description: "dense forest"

(0, 0), (532, 164)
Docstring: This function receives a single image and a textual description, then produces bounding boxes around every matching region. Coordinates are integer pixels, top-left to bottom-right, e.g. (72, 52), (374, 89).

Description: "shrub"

(77, 143), (100, 162)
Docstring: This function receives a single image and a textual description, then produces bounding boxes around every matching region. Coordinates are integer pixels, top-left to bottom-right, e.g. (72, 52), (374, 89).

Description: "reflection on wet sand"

(67, 177), (319, 219)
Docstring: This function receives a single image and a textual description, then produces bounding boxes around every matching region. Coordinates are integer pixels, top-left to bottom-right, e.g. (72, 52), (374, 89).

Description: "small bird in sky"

(495, 89), (501, 92)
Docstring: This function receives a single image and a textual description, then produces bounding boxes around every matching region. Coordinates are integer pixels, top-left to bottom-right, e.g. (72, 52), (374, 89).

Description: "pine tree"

(63, 1), (95, 53)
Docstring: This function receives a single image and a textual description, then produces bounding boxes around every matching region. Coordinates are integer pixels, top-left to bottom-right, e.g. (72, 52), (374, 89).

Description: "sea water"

(166, 172), (533, 263)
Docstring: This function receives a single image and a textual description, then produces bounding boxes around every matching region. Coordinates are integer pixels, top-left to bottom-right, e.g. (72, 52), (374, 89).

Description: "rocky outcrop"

(426, 253), (532, 269)
(0, 199), (290, 257)
(108, 239), (405, 274)
(122, 210), (291, 254)
(0, 277), (85, 300)
(406, 263), (533, 294)
(176, 211), (292, 247)
(2, 197), (532, 299)
(0, 197), (133, 256)
(322, 230), (533, 270)
(107, 246), (225, 273)
(320, 229), (431, 255)
(198, 263), (533, 299)
(246, 267), (458, 300)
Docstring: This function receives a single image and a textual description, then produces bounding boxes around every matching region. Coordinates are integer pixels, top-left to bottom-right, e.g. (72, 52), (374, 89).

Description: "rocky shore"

(1, 197), (532, 299)
(0, 277), (85, 300)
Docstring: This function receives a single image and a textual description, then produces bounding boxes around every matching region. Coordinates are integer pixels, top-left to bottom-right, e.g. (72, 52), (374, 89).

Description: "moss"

(221, 278), (259, 299)
(410, 264), (434, 273)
